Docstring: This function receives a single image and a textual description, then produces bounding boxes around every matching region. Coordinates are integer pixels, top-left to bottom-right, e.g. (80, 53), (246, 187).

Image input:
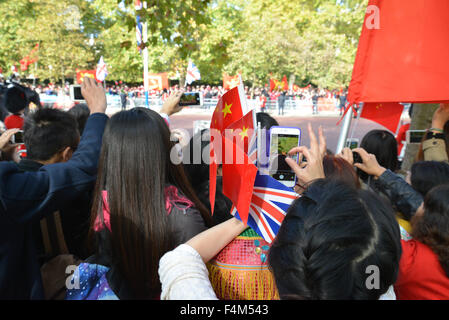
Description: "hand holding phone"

(352, 148), (386, 178)
(178, 92), (203, 107)
(352, 151), (363, 164)
(70, 85), (85, 102)
(0, 128), (20, 149)
(269, 126), (301, 188)
(284, 124), (326, 188)
(12, 131), (24, 144)
(160, 91), (184, 116)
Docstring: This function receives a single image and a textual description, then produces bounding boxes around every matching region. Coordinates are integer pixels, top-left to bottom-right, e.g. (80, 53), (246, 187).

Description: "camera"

(353, 151), (363, 164)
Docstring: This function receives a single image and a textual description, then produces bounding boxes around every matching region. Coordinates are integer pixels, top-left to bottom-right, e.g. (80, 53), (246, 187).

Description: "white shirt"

(158, 244), (396, 300)
(159, 244), (217, 300)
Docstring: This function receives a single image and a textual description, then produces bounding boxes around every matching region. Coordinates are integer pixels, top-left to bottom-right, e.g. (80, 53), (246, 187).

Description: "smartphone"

(346, 138), (359, 150)
(268, 126), (301, 188)
(69, 85), (85, 102)
(406, 130), (427, 144)
(11, 130), (24, 144)
(353, 151), (363, 164)
(179, 92), (203, 107)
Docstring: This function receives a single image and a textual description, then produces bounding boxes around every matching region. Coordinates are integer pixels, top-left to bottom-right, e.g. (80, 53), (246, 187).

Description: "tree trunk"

(401, 103), (439, 172)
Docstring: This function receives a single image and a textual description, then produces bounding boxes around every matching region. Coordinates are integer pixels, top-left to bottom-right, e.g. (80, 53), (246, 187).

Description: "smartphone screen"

(71, 85), (85, 101)
(179, 92), (201, 107)
(346, 139), (359, 150)
(269, 133), (300, 184)
(12, 131), (24, 144)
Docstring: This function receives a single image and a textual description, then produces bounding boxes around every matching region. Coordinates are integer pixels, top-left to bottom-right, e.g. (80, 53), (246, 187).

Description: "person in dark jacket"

(120, 88), (128, 111)
(312, 90), (320, 115)
(278, 91), (286, 116)
(0, 77), (108, 299)
(18, 108), (93, 264)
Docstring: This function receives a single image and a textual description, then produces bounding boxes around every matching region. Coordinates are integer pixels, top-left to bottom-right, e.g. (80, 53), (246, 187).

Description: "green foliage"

(0, 0), (368, 88)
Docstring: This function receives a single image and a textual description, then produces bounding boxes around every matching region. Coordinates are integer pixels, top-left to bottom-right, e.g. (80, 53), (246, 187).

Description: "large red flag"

(282, 75), (288, 91)
(210, 86), (246, 214)
(347, 0), (449, 104)
(360, 102), (404, 133)
(209, 85), (257, 224)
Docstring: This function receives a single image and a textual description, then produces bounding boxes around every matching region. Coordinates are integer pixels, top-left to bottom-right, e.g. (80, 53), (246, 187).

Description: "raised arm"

(423, 103), (449, 163)
(0, 77), (108, 223)
(353, 148), (423, 220)
(186, 217), (247, 263)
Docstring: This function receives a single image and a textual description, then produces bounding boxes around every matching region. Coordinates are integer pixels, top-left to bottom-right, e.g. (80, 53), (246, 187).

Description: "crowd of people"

(1, 73), (347, 116)
(0, 75), (448, 301)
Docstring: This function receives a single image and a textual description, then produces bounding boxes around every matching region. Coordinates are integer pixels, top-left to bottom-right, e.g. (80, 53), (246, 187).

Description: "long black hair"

(410, 161), (449, 197)
(90, 108), (211, 299)
(411, 184), (449, 277)
(268, 179), (402, 300)
(358, 130), (398, 182)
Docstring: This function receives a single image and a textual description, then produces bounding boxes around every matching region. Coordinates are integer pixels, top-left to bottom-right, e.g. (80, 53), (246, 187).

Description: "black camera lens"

(353, 151), (363, 164)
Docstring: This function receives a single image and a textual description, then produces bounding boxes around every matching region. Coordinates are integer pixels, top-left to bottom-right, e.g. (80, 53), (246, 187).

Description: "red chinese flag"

(282, 75), (288, 91)
(76, 70), (100, 84)
(226, 110), (257, 160)
(221, 141), (258, 225)
(269, 79), (278, 92)
(220, 111), (258, 225)
(148, 73), (169, 90)
(209, 86), (247, 215)
(360, 102), (404, 133)
(211, 86), (246, 133)
(347, 0), (449, 104)
(20, 57), (29, 71)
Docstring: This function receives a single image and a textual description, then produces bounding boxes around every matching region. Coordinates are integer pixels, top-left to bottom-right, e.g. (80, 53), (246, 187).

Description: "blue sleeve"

(0, 113), (108, 224)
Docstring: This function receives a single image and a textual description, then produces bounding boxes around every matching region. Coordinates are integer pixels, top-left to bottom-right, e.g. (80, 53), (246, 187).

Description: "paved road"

(170, 112), (387, 154)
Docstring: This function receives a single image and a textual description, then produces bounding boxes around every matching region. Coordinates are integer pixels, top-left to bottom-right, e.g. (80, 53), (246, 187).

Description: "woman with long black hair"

(66, 99), (213, 300)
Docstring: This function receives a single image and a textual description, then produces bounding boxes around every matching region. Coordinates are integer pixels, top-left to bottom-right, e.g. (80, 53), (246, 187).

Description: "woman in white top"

(159, 125), (401, 300)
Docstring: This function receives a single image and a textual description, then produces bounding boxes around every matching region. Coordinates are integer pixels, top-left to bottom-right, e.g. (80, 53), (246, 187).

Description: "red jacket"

(395, 239), (449, 300)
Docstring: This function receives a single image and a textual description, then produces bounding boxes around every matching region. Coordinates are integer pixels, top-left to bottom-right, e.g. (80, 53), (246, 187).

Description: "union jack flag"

(232, 171), (298, 243)
(186, 60), (201, 85)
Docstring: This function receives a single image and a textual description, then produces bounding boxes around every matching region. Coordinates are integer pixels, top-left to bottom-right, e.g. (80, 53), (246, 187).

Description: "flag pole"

(348, 102), (363, 142)
(143, 1), (149, 108)
(336, 103), (354, 154)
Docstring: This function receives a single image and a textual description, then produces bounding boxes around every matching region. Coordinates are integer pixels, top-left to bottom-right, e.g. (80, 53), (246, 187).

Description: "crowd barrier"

(40, 94), (340, 113)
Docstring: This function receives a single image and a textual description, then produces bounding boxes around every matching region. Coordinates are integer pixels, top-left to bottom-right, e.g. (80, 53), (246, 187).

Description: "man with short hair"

(17, 108), (93, 269)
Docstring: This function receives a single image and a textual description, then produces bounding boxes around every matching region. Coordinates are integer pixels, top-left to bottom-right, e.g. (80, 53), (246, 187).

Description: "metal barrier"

(40, 94), (340, 113)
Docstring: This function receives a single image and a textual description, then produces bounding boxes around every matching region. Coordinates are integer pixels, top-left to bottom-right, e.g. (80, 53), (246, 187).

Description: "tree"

(223, 0), (367, 88)
(0, 0), (104, 83)
(0, 0), (369, 86)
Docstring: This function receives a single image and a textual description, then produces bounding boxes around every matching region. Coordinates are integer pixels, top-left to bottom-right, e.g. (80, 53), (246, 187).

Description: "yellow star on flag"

(222, 102), (232, 118)
(239, 126), (249, 141)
